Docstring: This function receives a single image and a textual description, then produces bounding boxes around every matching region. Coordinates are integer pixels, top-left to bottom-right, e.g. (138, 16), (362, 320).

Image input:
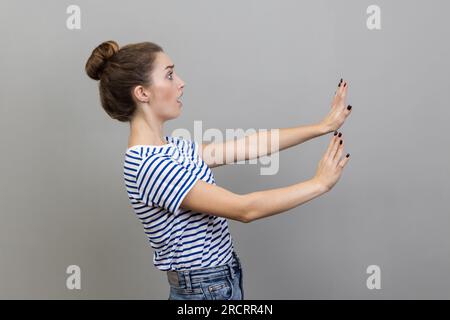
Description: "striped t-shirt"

(123, 135), (235, 271)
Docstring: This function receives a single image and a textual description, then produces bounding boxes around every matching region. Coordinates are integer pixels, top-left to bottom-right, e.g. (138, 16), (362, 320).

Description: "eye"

(168, 71), (174, 80)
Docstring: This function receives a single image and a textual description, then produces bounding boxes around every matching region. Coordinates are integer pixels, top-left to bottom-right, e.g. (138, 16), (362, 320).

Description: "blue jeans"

(167, 251), (244, 300)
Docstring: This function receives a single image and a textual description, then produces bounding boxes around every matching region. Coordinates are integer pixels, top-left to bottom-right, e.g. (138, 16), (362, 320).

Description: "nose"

(177, 74), (185, 88)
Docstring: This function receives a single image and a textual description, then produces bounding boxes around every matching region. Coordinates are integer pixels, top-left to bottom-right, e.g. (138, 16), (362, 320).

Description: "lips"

(176, 92), (183, 104)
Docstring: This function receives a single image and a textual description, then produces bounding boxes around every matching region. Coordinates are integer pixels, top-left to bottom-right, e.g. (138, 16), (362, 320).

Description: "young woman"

(85, 40), (352, 300)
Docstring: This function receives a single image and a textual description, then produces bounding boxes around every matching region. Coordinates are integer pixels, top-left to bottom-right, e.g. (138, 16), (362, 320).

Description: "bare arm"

(199, 123), (330, 168)
(180, 177), (328, 223)
(183, 133), (350, 223)
(244, 178), (328, 222)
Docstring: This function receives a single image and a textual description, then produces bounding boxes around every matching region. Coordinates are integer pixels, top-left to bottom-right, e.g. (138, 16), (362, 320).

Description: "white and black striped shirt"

(123, 135), (234, 271)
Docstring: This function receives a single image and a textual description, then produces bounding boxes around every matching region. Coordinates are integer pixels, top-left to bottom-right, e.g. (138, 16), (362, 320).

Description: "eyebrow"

(164, 64), (175, 70)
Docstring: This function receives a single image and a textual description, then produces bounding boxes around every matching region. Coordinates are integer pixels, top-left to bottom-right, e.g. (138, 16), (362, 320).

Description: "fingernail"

(340, 140), (343, 145)
(334, 131), (338, 136)
(338, 132), (342, 137)
(347, 105), (352, 110)
(346, 153), (350, 158)
(344, 82), (347, 87)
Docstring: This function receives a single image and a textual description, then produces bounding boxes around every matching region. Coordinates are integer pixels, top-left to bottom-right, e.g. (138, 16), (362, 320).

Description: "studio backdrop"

(1, 0), (449, 299)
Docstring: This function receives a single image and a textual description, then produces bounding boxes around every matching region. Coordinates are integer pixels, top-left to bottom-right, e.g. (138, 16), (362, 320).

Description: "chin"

(168, 111), (181, 120)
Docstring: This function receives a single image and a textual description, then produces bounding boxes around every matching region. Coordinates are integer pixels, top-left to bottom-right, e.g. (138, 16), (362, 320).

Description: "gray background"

(1, 0), (449, 299)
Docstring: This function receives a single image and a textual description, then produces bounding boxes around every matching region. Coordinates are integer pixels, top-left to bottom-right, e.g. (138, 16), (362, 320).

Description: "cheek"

(157, 84), (174, 102)
(162, 89), (173, 102)
(152, 80), (173, 102)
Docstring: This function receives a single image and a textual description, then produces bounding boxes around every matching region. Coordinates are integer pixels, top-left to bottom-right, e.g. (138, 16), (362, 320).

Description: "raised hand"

(319, 78), (353, 133)
(313, 130), (350, 192)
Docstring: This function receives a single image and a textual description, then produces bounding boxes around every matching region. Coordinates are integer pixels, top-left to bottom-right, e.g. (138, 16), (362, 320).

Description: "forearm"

(242, 178), (328, 223)
(276, 123), (330, 151)
(245, 123), (330, 160)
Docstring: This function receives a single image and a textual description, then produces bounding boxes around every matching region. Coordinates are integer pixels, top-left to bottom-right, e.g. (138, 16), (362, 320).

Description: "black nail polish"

(334, 131), (338, 136)
(347, 105), (352, 110)
(346, 153), (350, 158)
(338, 132), (342, 137)
(344, 82), (347, 87)
(340, 140), (343, 145)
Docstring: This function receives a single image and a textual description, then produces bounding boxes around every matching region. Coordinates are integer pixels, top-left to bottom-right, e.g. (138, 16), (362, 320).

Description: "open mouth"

(176, 92), (183, 105)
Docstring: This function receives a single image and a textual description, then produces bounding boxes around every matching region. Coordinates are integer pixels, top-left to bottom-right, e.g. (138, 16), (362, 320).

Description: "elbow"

(240, 213), (252, 224)
(239, 193), (256, 224)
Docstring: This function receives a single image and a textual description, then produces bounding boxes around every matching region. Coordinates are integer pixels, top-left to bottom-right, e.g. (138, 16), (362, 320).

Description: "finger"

(337, 78), (347, 98)
(339, 78), (346, 93)
(333, 78), (347, 105)
(333, 78), (343, 101)
(325, 132), (339, 158)
(332, 91), (339, 105)
(341, 80), (348, 99)
(338, 153), (350, 168)
(337, 78), (344, 94)
(328, 134), (342, 160)
(333, 138), (344, 163)
(346, 104), (352, 115)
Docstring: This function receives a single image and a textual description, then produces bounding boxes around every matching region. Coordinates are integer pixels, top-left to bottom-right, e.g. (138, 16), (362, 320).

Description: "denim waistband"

(166, 251), (242, 289)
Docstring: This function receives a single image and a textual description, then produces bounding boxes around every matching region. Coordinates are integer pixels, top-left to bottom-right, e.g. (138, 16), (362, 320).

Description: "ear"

(133, 85), (151, 103)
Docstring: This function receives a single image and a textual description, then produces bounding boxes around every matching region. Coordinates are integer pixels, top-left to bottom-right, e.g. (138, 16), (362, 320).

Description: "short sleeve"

(135, 154), (199, 214)
(191, 140), (199, 160)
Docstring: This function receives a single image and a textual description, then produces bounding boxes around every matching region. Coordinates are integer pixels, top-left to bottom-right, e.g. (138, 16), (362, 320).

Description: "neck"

(128, 115), (166, 147)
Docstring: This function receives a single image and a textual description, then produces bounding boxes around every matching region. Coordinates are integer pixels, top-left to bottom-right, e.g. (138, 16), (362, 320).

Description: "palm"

(321, 80), (351, 132)
(332, 88), (346, 109)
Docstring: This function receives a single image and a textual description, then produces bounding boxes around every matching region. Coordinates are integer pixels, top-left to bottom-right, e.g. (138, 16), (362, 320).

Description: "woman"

(85, 40), (352, 300)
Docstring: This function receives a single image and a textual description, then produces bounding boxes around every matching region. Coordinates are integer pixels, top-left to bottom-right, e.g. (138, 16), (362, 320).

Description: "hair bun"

(85, 40), (120, 80)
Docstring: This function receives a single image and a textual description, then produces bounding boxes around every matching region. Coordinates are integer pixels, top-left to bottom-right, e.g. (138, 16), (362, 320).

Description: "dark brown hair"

(85, 40), (164, 122)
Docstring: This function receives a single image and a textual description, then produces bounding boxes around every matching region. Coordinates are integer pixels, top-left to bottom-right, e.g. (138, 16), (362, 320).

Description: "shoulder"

(168, 135), (198, 157)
